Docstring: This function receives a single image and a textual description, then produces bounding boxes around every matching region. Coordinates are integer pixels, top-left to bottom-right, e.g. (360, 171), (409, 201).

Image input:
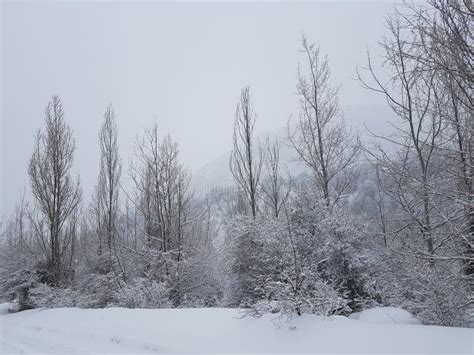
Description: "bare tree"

(357, 11), (446, 256)
(230, 86), (263, 218)
(28, 95), (82, 286)
(289, 36), (360, 207)
(410, 0), (473, 324)
(131, 124), (191, 305)
(261, 136), (291, 219)
(92, 104), (122, 274)
(355, 2), (474, 325)
(0, 195), (37, 310)
(226, 87), (265, 306)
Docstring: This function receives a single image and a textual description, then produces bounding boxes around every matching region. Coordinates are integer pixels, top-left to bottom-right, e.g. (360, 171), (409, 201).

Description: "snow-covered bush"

(74, 272), (121, 308)
(26, 272), (119, 309)
(378, 253), (468, 327)
(114, 278), (170, 308)
(223, 215), (267, 307)
(0, 265), (39, 310)
(224, 188), (381, 318)
(29, 283), (78, 307)
(281, 188), (381, 315)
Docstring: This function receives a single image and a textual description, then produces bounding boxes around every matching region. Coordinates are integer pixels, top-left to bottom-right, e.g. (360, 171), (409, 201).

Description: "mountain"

(191, 127), (308, 194)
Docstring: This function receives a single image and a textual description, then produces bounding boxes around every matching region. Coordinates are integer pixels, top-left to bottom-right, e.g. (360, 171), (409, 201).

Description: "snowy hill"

(190, 103), (388, 194)
(0, 305), (472, 354)
(191, 127), (308, 194)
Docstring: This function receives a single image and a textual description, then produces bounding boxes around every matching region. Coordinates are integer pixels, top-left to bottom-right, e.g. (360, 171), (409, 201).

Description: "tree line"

(1, 0), (472, 327)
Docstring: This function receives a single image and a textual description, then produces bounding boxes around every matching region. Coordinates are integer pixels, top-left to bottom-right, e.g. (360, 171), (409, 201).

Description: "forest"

(1, 0), (472, 329)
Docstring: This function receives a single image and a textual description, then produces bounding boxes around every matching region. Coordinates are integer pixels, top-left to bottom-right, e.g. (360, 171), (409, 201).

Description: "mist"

(2, 1), (394, 214)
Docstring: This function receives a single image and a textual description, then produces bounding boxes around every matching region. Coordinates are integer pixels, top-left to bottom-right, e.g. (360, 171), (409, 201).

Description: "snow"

(350, 307), (421, 325)
(0, 303), (9, 315)
(0, 304), (472, 354)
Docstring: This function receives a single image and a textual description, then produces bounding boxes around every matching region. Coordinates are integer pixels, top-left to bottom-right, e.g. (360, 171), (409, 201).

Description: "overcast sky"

(1, 1), (398, 216)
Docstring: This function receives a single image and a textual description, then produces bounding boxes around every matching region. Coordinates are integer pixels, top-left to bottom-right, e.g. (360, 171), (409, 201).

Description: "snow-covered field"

(0, 304), (472, 354)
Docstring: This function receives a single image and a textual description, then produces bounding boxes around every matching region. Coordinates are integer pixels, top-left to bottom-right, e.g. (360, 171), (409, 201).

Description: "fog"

(1, 1), (397, 215)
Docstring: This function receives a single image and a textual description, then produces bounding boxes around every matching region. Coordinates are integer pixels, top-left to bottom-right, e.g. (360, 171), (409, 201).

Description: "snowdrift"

(0, 305), (471, 354)
(349, 306), (421, 325)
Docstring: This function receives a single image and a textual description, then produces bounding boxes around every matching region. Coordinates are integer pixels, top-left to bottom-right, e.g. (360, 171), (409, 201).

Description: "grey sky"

(1, 1), (396, 215)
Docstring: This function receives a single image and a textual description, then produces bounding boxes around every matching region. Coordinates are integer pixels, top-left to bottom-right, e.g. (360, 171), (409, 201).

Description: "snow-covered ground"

(348, 306), (421, 325)
(0, 304), (472, 354)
